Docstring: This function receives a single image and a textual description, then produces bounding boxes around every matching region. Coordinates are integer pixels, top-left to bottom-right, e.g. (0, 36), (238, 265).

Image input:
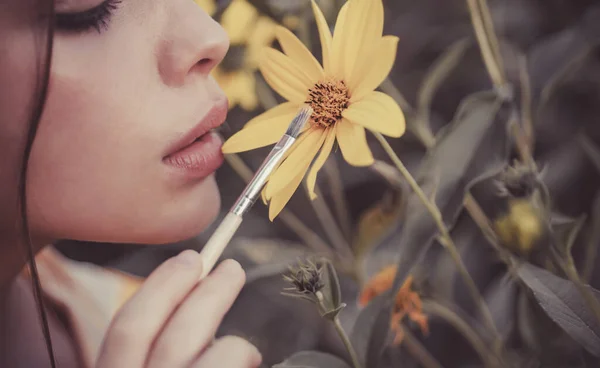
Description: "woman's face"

(26, 0), (230, 244)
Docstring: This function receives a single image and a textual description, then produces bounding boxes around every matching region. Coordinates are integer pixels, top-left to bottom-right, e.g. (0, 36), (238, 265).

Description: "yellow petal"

(246, 16), (278, 67)
(213, 69), (237, 108)
(330, 2), (349, 79)
(265, 128), (326, 198)
(335, 118), (374, 167)
(221, 108), (298, 153)
(342, 91), (406, 138)
(350, 36), (399, 100)
(260, 141), (299, 205)
(221, 0), (258, 44)
(229, 71), (258, 111)
(245, 102), (299, 127)
(306, 128), (336, 199)
(336, 0), (384, 85)
(263, 130), (316, 215)
(238, 85), (259, 111)
(268, 167), (307, 221)
(259, 48), (312, 103)
(275, 25), (324, 83)
(311, 0), (333, 73)
(261, 187), (268, 205)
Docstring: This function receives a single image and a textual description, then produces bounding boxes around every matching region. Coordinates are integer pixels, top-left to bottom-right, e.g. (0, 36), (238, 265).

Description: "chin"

(37, 175), (223, 247)
(141, 175), (222, 245)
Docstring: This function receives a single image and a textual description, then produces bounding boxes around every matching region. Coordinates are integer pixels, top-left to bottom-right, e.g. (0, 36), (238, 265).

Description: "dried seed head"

(305, 78), (350, 128)
(496, 162), (541, 198)
(283, 260), (325, 295)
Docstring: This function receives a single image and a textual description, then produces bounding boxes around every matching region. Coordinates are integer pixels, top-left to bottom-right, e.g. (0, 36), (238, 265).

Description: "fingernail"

(216, 259), (242, 274)
(175, 250), (201, 266)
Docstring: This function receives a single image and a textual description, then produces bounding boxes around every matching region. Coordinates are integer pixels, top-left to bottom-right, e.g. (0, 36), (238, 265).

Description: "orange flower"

(359, 265), (429, 344)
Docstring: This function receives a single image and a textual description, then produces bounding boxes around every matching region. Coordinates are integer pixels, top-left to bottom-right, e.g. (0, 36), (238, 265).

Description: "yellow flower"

(195, 0), (216, 16)
(212, 0), (280, 111)
(222, 0), (406, 220)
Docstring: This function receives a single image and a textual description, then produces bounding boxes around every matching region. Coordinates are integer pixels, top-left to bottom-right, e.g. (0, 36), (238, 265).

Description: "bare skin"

(0, 0), (260, 366)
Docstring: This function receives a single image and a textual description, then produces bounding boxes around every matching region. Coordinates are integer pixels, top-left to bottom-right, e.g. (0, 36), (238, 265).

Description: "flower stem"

(466, 0), (506, 91)
(476, 0), (504, 73)
(379, 79), (437, 150)
(333, 316), (363, 368)
(401, 328), (444, 368)
(315, 291), (363, 368)
(323, 159), (353, 241)
(305, 182), (355, 267)
(372, 132), (502, 348)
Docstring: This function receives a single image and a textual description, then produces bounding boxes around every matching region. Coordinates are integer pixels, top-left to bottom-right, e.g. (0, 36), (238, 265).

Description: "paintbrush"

(198, 104), (313, 279)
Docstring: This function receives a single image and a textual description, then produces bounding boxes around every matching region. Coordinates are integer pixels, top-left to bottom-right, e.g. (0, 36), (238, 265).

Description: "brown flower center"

(306, 78), (350, 128)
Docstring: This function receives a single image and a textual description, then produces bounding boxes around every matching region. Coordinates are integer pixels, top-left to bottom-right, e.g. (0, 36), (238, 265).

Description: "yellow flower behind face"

(195, 0), (216, 16)
(222, 0), (406, 220)
(200, 0), (280, 111)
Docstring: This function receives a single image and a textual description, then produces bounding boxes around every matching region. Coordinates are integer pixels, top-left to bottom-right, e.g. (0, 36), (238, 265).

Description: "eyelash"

(55, 0), (122, 33)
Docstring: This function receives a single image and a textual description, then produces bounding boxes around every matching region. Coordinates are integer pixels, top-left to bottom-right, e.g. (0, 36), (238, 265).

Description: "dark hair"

(5, 0), (57, 366)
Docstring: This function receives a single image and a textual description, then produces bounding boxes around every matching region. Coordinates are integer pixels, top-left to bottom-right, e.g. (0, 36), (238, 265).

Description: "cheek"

(26, 49), (222, 244)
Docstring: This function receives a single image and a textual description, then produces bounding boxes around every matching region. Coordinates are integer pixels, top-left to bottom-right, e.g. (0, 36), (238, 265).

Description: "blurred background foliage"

(57, 0), (600, 366)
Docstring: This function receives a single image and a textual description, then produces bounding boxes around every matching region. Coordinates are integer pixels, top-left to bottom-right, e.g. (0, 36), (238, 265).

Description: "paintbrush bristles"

(285, 104), (313, 138)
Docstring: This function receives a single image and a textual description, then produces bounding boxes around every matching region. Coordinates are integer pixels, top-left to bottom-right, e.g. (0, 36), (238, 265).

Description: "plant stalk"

(372, 132), (502, 349)
(466, 0), (506, 90)
(379, 79), (437, 150)
(316, 291), (363, 368)
(402, 327), (444, 368)
(333, 316), (363, 368)
(305, 182), (355, 266)
(323, 159), (353, 241)
(476, 0), (504, 74)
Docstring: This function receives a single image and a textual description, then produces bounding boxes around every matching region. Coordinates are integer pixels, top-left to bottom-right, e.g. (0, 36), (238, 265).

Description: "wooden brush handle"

(198, 212), (242, 279)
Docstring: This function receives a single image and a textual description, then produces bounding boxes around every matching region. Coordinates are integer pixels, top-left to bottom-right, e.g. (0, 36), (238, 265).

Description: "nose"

(158, 2), (230, 86)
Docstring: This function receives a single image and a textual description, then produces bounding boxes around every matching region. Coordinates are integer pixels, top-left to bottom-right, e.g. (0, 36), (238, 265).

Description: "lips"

(162, 98), (228, 179)
(163, 98), (228, 158)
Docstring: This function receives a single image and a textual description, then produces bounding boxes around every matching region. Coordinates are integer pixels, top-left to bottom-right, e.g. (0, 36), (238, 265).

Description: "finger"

(146, 259), (245, 368)
(191, 336), (262, 368)
(97, 250), (204, 368)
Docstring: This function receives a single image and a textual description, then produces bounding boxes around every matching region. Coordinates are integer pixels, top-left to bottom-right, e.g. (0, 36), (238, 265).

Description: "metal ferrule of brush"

(230, 134), (297, 216)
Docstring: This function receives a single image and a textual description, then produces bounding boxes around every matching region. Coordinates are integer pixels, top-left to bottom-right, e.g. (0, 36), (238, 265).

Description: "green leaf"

(273, 351), (351, 368)
(349, 293), (391, 367)
(322, 259), (343, 309)
(321, 303), (346, 321)
(517, 262), (600, 357)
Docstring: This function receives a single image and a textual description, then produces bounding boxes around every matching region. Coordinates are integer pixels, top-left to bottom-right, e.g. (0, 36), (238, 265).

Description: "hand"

(96, 251), (261, 368)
